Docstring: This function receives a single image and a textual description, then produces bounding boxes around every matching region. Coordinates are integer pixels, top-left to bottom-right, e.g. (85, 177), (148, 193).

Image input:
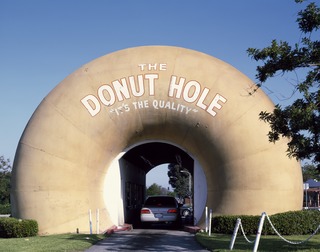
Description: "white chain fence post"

(89, 209), (92, 235)
(253, 212), (266, 252)
(205, 206), (208, 233)
(208, 209), (213, 236)
(229, 218), (241, 250)
(230, 218), (255, 250)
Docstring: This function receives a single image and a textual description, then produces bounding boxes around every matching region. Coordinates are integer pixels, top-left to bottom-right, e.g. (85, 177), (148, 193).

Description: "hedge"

(0, 204), (11, 215)
(0, 218), (38, 238)
(211, 210), (320, 235)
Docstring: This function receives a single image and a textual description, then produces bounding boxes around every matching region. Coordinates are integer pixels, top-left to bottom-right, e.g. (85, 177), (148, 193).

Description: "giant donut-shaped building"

(11, 46), (303, 234)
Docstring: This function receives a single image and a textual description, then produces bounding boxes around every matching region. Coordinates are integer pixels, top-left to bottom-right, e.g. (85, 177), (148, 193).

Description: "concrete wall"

(11, 46), (303, 234)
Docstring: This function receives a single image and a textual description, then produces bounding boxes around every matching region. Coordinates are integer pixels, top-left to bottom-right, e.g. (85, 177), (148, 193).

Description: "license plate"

(155, 213), (163, 218)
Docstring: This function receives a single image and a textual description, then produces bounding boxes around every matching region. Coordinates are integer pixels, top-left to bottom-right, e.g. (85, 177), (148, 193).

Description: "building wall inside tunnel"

(11, 46), (303, 234)
(193, 159), (207, 224)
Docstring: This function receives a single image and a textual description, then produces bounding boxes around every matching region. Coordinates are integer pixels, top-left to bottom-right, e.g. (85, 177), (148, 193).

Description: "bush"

(0, 218), (38, 238)
(212, 214), (261, 234)
(211, 210), (320, 235)
(0, 204), (11, 215)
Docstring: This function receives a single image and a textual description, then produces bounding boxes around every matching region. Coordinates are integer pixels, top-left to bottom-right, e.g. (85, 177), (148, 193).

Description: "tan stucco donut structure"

(11, 46), (303, 234)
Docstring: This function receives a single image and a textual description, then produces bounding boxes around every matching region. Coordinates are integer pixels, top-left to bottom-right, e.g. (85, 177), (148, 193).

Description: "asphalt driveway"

(85, 228), (208, 251)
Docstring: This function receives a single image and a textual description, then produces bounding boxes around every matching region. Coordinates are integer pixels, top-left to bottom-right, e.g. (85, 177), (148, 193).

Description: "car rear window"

(144, 197), (177, 207)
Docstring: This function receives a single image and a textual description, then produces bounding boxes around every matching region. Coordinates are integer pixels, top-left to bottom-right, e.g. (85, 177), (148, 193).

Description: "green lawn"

(196, 232), (320, 252)
(0, 233), (106, 252)
(1, 232), (320, 251)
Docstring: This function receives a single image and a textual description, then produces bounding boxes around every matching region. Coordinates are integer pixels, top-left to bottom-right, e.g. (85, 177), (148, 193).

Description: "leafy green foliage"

(302, 163), (320, 181)
(247, 1), (320, 169)
(0, 156), (11, 173)
(266, 211), (320, 235)
(0, 156), (11, 206)
(0, 218), (38, 238)
(211, 210), (320, 235)
(212, 215), (261, 235)
(167, 163), (190, 200)
(146, 183), (170, 196)
(0, 204), (11, 215)
(296, 1), (320, 33)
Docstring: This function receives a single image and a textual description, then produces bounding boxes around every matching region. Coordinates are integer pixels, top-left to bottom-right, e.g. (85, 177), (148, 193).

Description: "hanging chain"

(239, 220), (255, 243)
(265, 213), (320, 245)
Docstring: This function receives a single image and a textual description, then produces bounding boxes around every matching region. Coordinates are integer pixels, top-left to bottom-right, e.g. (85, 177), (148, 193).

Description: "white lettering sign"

(138, 63), (167, 71)
(81, 64), (227, 118)
(81, 74), (158, 116)
(168, 75), (227, 117)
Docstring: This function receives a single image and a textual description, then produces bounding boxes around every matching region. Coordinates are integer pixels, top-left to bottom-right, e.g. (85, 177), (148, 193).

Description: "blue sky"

(0, 0), (305, 187)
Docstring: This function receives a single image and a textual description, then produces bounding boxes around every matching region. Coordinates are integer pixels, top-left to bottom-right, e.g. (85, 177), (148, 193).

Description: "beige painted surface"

(11, 46), (303, 234)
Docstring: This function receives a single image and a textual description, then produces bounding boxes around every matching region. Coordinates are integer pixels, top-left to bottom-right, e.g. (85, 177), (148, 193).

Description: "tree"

(146, 183), (170, 196)
(247, 0), (320, 169)
(0, 155), (12, 205)
(167, 163), (190, 201)
(302, 163), (320, 181)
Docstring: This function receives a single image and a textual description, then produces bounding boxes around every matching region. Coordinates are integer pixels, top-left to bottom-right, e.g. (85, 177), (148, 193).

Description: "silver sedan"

(140, 196), (180, 226)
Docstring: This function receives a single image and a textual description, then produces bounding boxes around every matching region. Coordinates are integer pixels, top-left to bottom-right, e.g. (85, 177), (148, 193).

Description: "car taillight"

(141, 209), (151, 214)
(167, 209), (178, 213)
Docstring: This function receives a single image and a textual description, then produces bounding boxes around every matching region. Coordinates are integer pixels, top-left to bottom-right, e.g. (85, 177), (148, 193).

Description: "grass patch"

(196, 232), (320, 251)
(0, 233), (107, 252)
